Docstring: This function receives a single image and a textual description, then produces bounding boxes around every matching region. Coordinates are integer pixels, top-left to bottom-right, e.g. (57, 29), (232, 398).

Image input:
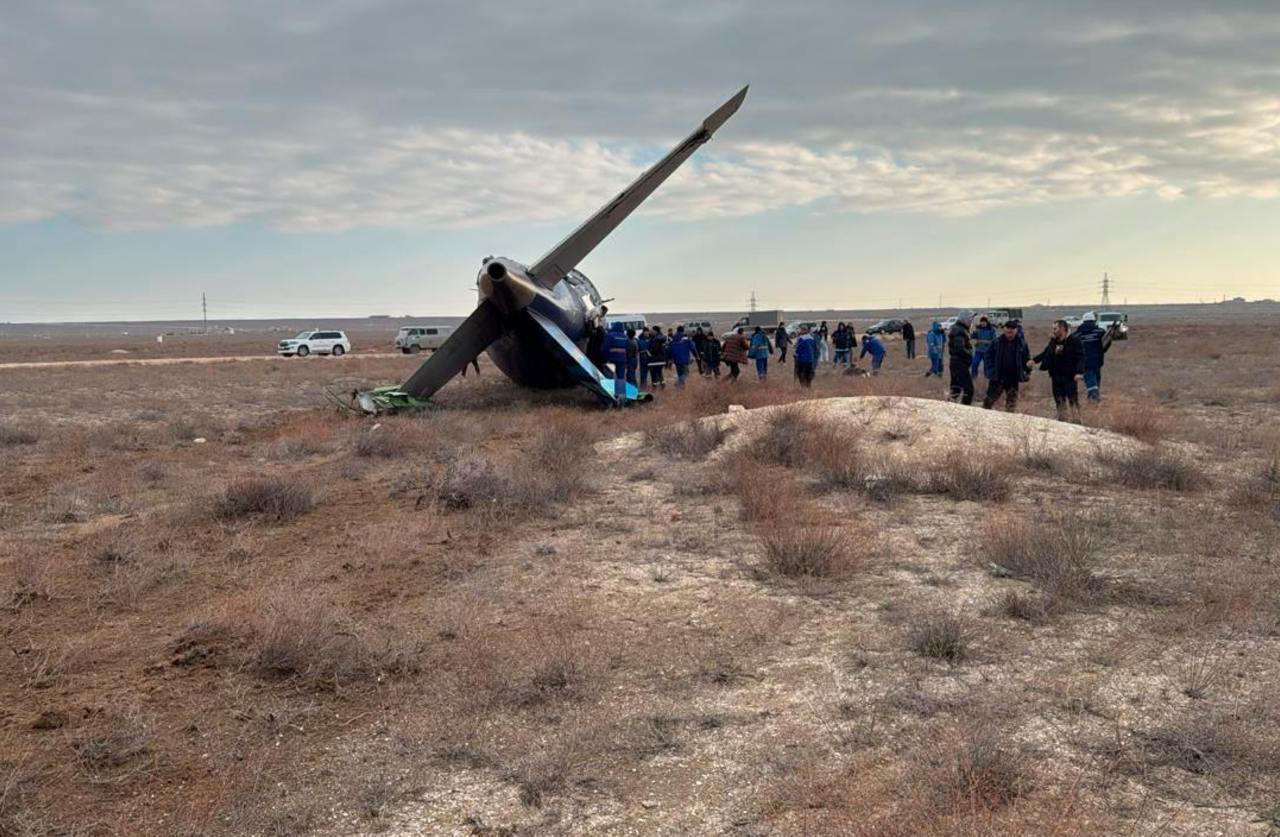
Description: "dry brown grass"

(1102, 445), (1205, 491)
(246, 595), (422, 692)
(644, 418), (729, 460)
(908, 613), (968, 664)
(213, 477), (315, 521)
(1087, 400), (1170, 443)
(3, 318), (1279, 835)
(983, 514), (1105, 612)
(760, 525), (860, 580)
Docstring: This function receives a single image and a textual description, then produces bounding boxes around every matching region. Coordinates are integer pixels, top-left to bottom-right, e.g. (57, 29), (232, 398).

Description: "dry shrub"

(933, 724), (1030, 810)
(249, 595), (422, 691)
(724, 458), (794, 523)
(1233, 452), (1280, 520)
(352, 426), (408, 458)
(994, 589), (1048, 623)
(1135, 703), (1280, 780)
(760, 525), (860, 580)
(267, 436), (323, 461)
(96, 555), (189, 611)
(438, 428), (592, 514)
(1090, 400), (1170, 443)
(931, 454), (1014, 501)
(909, 613), (968, 664)
(0, 426), (38, 446)
(746, 406), (815, 467)
(1103, 445), (1204, 491)
(644, 418), (728, 460)
(73, 707), (155, 778)
(983, 514), (1104, 611)
(42, 484), (126, 524)
(214, 478), (314, 522)
(4, 552), (55, 610)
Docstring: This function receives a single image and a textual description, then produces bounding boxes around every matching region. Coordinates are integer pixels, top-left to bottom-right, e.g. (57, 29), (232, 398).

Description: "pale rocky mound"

(607, 396), (1143, 464)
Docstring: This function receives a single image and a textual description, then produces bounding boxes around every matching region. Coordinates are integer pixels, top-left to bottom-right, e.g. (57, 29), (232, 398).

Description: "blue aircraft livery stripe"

(525, 309), (649, 405)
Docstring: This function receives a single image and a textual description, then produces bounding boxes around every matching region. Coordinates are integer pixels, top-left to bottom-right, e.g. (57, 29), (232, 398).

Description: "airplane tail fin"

(527, 85), (748, 289)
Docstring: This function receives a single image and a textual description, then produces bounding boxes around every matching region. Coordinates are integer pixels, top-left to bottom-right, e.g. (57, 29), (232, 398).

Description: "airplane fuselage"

(478, 257), (605, 389)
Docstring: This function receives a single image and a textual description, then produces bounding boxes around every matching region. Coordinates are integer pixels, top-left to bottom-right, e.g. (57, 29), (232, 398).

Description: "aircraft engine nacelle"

(478, 258), (538, 314)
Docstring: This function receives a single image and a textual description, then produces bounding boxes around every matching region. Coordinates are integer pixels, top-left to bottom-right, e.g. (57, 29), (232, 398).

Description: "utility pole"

(1100, 273), (1112, 308)
(202, 292), (208, 333)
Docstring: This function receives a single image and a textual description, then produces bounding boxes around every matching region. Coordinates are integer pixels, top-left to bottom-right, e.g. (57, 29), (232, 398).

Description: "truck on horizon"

(722, 309), (784, 337)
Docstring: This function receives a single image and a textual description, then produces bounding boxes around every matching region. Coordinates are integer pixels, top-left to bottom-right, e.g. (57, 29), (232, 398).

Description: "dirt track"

(0, 353), (401, 370)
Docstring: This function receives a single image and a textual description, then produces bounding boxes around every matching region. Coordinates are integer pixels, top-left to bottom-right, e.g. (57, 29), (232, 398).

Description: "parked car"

(277, 330), (351, 357)
(786, 320), (821, 337)
(865, 318), (907, 335)
(395, 325), (455, 353)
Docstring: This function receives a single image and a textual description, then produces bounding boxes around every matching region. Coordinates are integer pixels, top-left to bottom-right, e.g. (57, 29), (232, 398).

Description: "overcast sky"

(2, 1), (1279, 321)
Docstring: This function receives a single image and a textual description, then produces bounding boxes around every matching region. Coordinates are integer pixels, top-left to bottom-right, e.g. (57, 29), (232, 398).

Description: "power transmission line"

(1100, 273), (1112, 307)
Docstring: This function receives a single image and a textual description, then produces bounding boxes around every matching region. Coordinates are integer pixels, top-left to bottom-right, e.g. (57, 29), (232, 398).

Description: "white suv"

(277, 330), (351, 357)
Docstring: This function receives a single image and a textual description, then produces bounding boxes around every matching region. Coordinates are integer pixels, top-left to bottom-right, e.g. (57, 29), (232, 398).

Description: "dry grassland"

(1, 320), (1278, 835)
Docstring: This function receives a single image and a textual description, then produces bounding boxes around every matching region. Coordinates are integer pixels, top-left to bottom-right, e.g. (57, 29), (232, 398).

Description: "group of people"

(933, 310), (1112, 422)
(593, 308), (1113, 422)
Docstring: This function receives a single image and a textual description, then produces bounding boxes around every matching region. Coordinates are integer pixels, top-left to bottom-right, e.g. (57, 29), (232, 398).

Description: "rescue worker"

(722, 327), (749, 381)
(859, 333), (887, 375)
(603, 322), (629, 401)
(702, 327), (722, 377)
(902, 319), (916, 359)
(774, 323), (791, 364)
(970, 316), (997, 379)
(647, 326), (668, 388)
(981, 320), (1030, 412)
(667, 326), (695, 387)
(925, 321), (945, 377)
(625, 328), (639, 387)
(691, 327), (708, 375)
(948, 311), (975, 405)
(638, 326), (652, 389)
(793, 325), (817, 386)
(1076, 312), (1111, 402)
(748, 325), (773, 380)
(1033, 319), (1084, 422)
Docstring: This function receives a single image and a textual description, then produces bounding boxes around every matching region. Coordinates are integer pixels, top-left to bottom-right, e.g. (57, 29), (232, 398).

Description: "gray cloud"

(1, 0), (1278, 229)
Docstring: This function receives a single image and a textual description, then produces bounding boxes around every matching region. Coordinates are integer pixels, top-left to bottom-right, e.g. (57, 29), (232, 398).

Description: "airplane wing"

(526, 309), (650, 405)
(527, 85), (748, 289)
(399, 300), (506, 400)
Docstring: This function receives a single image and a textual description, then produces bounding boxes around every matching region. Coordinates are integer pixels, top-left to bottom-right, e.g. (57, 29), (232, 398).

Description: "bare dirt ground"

(2, 320), (1278, 836)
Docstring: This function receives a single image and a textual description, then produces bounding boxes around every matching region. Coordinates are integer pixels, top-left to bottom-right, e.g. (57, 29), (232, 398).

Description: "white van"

(605, 313), (647, 334)
(395, 325), (455, 353)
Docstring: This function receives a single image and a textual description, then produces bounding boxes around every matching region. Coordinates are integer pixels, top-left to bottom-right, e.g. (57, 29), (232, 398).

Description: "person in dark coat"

(774, 323), (791, 364)
(692, 327), (708, 375)
(702, 329), (722, 377)
(981, 320), (1030, 411)
(647, 326), (668, 388)
(901, 319), (916, 359)
(948, 311), (975, 405)
(1034, 319), (1084, 422)
(1075, 313), (1112, 402)
(625, 328), (639, 387)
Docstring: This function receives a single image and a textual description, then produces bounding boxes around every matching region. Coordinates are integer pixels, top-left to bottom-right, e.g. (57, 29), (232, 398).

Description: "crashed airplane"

(353, 86), (748, 413)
